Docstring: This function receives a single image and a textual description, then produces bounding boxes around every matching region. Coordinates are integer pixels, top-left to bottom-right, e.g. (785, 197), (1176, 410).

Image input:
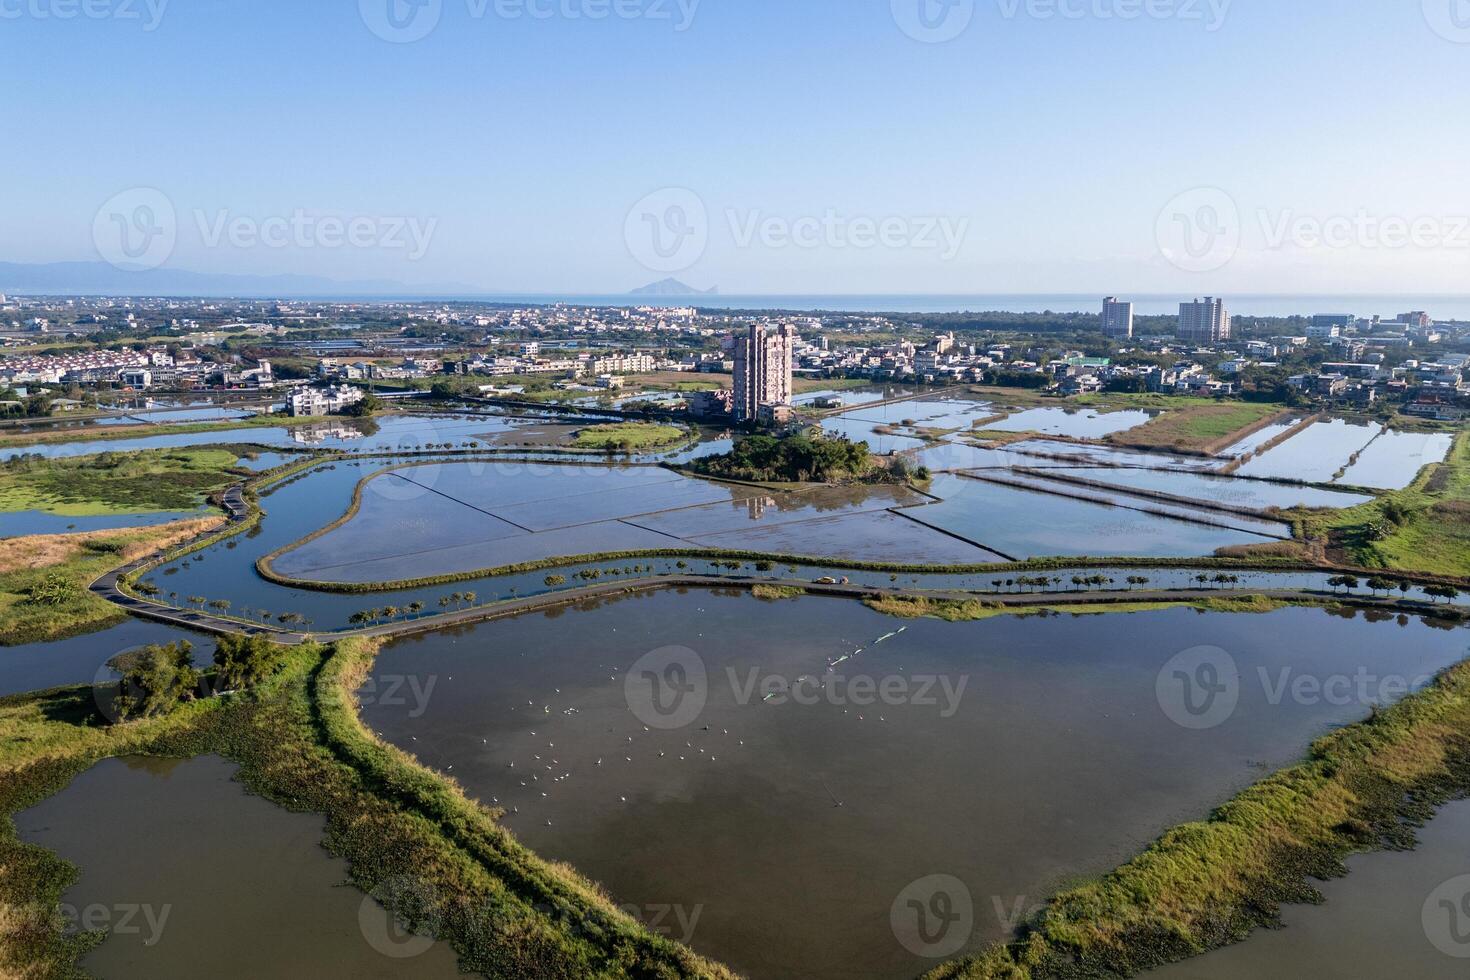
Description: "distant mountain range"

(628, 278), (719, 297)
(0, 261), (484, 299)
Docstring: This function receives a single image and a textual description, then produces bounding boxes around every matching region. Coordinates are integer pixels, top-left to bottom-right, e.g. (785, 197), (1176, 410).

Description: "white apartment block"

(287, 384), (364, 417)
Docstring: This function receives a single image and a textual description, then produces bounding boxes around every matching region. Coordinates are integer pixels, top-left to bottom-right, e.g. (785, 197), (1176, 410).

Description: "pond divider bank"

(924, 633), (1470, 980)
(0, 640), (734, 979)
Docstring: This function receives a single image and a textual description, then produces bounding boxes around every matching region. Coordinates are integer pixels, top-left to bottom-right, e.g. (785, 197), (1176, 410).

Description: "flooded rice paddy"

(130, 449), (1450, 634)
(13, 755), (464, 979)
(1035, 466), (1373, 512)
(1238, 419), (1452, 489)
(905, 474), (1280, 560)
(362, 590), (1470, 980)
(986, 407), (1154, 439)
(268, 460), (996, 583)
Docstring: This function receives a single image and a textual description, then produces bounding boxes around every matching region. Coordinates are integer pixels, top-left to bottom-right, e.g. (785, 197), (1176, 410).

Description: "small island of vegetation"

(686, 431), (928, 485)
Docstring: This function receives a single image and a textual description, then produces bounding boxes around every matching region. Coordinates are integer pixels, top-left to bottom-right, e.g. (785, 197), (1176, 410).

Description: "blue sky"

(3, 0), (1469, 294)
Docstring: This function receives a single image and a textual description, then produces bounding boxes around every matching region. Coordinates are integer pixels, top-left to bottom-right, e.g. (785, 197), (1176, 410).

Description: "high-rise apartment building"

(732, 323), (796, 423)
(1179, 297), (1231, 343)
(1101, 297), (1134, 339)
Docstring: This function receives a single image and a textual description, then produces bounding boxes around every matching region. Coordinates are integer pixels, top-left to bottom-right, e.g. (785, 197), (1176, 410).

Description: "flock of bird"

(380, 621), (917, 829)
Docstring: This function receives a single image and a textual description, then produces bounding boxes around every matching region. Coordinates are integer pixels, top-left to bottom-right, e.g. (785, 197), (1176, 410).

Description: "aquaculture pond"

(362, 590), (1470, 980)
(0, 619), (214, 698)
(820, 416), (927, 454)
(13, 755), (465, 979)
(985, 472), (1292, 540)
(1002, 439), (1217, 471)
(1335, 428), (1454, 490)
(1147, 797), (1470, 979)
(904, 474), (1279, 560)
(836, 397), (995, 429)
(1215, 417), (1304, 458)
(268, 460), (993, 584)
(1, 508), (212, 539)
(136, 456), (1444, 634)
(1, 412), (570, 462)
(986, 407), (1154, 439)
(95, 407), (254, 425)
(1035, 466), (1373, 512)
(1235, 419), (1382, 484)
(791, 386), (897, 408)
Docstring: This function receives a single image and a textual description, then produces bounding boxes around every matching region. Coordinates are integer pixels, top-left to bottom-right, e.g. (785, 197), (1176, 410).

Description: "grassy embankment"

(1297, 430), (1470, 579)
(863, 593), (1289, 622)
(0, 414), (331, 451)
(571, 422), (689, 451)
(1105, 402), (1286, 454)
(0, 447), (245, 516)
(921, 642), (1470, 979)
(0, 519), (222, 645)
(0, 639), (737, 979)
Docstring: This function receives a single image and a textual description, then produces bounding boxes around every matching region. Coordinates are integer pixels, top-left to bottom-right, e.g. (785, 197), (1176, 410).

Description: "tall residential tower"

(1101, 297), (1134, 339)
(732, 323), (797, 423)
(1179, 297), (1231, 343)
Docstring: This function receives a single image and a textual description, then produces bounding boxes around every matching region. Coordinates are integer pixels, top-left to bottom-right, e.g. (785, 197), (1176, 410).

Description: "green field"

(1105, 401), (1284, 453)
(0, 518), (220, 645)
(0, 448), (243, 516)
(571, 422), (687, 451)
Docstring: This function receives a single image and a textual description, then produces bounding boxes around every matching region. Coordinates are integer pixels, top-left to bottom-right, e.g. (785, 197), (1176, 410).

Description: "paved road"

(92, 560), (1465, 645)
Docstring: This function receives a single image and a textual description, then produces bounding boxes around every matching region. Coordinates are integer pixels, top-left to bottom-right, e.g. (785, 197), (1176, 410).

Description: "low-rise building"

(287, 384), (364, 417)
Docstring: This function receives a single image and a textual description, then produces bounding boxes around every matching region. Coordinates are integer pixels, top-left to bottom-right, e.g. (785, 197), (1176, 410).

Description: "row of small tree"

(1328, 575), (1461, 604)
